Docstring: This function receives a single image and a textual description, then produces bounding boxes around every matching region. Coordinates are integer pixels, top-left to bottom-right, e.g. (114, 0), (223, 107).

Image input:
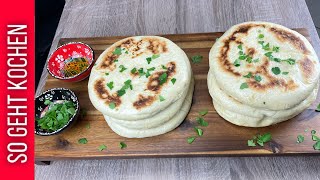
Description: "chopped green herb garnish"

(258, 34), (264, 39)
(234, 59), (241, 67)
(159, 73), (168, 85)
(259, 132), (272, 142)
(131, 68), (137, 74)
(191, 55), (203, 64)
(138, 68), (145, 77)
(282, 58), (296, 65)
(263, 43), (270, 50)
(264, 47), (295, 65)
(273, 46), (280, 52)
(124, 79), (133, 90)
(147, 67), (155, 72)
(159, 95), (165, 102)
(239, 55), (247, 60)
(235, 45), (253, 64)
(273, 58), (281, 62)
(264, 52), (273, 58)
(78, 138), (88, 144)
(145, 67), (156, 78)
(98, 144), (107, 151)
(316, 104), (320, 112)
(196, 117), (208, 127)
(199, 109), (208, 116)
(311, 130), (320, 150)
(257, 140), (264, 147)
(125, 51), (128, 54)
(246, 56), (253, 63)
(36, 100), (76, 132)
(240, 82), (249, 89)
(259, 41), (271, 50)
(109, 102), (116, 109)
(107, 81), (114, 90)
(282, 72), (289, 75)
(297, 135), (304, 143)
(161, 65), (167, 69)
(145, 71), (151, 78)
(119, 65), (127, 72)
(119, 142), (127, 149)
(152, 54), (160, 59)
(248, 132), (272, 147)
(257, 132), (272, 147)
(117, 89), (126, 96)
(113, 47), (122, 55)
(254, 75), (262, 82)
(271, 67), (281, 75)
(171, 78), (176, 85)
(314, 141), (320, 150)
(187, 136), (196, 144)
(117, 80), (132, 96)
(105, 72), (109, 76)
(145, 71), (153, 78)
(312, 134), (320, 141)
(146, 57), (152, 64)
(311, 129), (320, 150)
(243, 72), (252, 78)
(247, 140), (256, 147)
(194, 127), (203, 137)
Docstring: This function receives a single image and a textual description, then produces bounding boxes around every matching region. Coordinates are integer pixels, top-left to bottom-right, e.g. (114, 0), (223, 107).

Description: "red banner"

(0, 0), (34, 179)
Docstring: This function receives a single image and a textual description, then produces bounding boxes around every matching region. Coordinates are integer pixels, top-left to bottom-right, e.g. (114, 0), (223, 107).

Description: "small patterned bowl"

(35, 88), (80, 136)
(46, 42), (94, 82)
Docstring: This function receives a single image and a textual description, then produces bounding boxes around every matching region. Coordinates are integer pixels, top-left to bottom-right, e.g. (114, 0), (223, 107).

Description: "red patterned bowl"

(46, 42), (94, 82)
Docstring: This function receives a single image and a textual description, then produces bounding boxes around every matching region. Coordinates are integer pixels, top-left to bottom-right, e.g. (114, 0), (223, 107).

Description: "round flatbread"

(88, 36), (191, 120)
(105, 81), (194, 138)
(107, 77), (194, 129)
(209, 21), (320, 111)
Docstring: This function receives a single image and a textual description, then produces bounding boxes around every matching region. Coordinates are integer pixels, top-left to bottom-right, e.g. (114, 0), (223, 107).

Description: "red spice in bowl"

(47, 42), (94, 82)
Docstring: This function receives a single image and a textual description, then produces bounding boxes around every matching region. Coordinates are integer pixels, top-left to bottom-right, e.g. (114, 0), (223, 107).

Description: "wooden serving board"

(36, 29), (320, 161)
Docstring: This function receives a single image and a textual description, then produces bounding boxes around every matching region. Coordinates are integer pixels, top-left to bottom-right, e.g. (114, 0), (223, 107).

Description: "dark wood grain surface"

(35, 29), (320, 160)
(35, 0), (320, 179)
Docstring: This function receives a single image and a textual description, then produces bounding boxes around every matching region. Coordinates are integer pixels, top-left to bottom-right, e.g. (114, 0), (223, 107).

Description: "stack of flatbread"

(88, 36), (193, 138)
(208, 22), (320, 127)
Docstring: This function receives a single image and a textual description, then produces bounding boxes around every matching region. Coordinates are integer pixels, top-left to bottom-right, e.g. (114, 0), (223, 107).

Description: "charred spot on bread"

(97, 51), (118, 71)
(247, 48), (255, 57)
(298, 57), (315, 81)
(116, 37), (168, 59)
(147, 62), (176, 92)
(269, 27), (310, 54)
(133, 95), (156, 109)
(94, 79), (121, 107)
(146, 38), (168, 54)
